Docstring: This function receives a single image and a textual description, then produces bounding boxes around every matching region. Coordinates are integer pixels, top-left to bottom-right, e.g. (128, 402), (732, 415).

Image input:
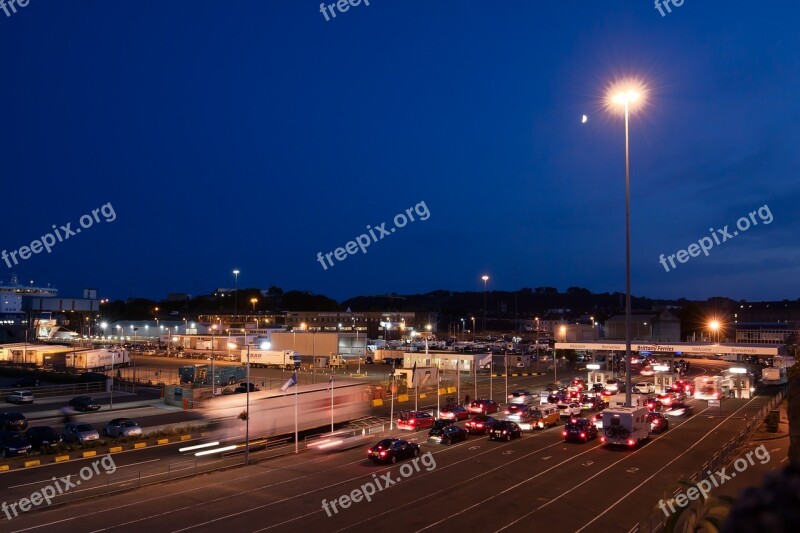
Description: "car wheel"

(505, 434), (511, 442)
(390, 455), (397, 464)
(413, 447), (419, 457)
(444, 438), (451, 445)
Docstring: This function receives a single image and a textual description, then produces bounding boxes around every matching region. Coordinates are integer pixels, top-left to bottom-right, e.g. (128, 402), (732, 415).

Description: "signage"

(708, 399), (721, 408)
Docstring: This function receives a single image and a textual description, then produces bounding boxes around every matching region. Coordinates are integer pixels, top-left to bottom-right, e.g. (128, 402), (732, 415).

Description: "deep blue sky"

(2, 1), (799, 303)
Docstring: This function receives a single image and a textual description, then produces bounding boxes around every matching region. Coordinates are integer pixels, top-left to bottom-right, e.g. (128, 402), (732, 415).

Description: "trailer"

(694, 376), (722, 400)
(761, 367), (788, 386)
(600, 406), (650, 447)
(242, 349), (300, 369)
(65, 349), (130, 371)
(608, 393), (646, 408)
(313, 354), (348, 369)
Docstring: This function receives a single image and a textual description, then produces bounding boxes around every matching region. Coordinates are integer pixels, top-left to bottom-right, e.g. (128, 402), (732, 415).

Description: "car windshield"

(121, 421), (137, 427)
(2, 433), (25, 443)
(76, 424), (94, 432)
(429, 428), (443, 436)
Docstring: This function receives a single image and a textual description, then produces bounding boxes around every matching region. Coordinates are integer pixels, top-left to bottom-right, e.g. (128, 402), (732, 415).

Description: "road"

(1, 359), (781, 532)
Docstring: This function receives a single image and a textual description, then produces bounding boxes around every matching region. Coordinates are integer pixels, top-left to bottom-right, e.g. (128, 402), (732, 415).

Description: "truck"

(313, 354), (347, 369)
(242, 349), (300, 369)
(65, 349), (130, 371)
(178, 364), (246, 385)
(600, 406), (650, 447)
(761, 367), (788, 386)
(609, 393), (645, 409)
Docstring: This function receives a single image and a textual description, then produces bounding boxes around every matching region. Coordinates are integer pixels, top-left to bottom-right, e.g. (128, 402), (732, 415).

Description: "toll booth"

(587, 371), (612, 386)
(722, 373), (753, 399)
(654, 373), (677, 394)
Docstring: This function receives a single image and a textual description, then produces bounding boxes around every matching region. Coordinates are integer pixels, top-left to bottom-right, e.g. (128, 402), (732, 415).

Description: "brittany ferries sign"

(555, 341), (781, 356)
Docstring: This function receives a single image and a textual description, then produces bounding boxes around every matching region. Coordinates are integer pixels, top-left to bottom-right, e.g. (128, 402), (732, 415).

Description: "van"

(518, 404), (560, 430)
(600, 406), (650, 447)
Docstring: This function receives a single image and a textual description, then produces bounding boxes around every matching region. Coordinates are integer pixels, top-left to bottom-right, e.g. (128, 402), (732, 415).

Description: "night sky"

(2, 1), (799, 303)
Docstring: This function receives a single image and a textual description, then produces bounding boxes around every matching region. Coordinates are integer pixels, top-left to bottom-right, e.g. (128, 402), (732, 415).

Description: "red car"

(656, 392), (675, 407)
(439, 405), (470, 421)
(396, 411), (434, 430)
(468, 399), (499, 415)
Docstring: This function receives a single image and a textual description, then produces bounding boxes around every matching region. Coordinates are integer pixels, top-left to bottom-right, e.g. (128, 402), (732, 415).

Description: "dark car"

(489, 420), (523, 441)
(69, 396), (101, 412)
(431, 418), (456, 431)
(428, 424), (468, 445)
(439, 405), (470, 421)
(468, 399), (500, 415)
(647, 412), (670, 434)
(25, 426), (62, 449)
(0, 412), (28, 432)
(464, 415), (498, 435)
(367, 438), (420, 464)
(504, 403), (529, 418)
(563, 418), (599, 443)
(234, 383), (260, 393)
(645, 397), (662, 412)
(13, 377), (39, 388)
(0, 431), (32, 458)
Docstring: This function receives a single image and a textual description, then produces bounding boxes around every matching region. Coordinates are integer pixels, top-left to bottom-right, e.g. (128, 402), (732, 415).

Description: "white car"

(633, 382), (655, 394)
(557, 402), (582, 417)
(6, 390), (34, 404)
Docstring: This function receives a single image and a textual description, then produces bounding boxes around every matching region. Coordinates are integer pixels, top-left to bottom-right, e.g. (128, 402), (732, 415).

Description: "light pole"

(460, 318), (464, 341)
(245, 344), (250, 464)
(251, 297), (258, 312)
(481, 275), (489, 335)
(354, 317), (360, 374)
(611, 83), (643, 408)
(471, 317), (475, 341)
(709, 320), (720, 343)
(211, 324), (216, 358)
(233, 269), (240, 315)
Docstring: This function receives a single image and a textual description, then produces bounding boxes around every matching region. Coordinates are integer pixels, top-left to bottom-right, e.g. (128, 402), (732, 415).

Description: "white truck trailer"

(609, 393), (646, 408)
(242, 349), (300, 369)
(600, 406), (651, 447)
(65, 349), (130, 371)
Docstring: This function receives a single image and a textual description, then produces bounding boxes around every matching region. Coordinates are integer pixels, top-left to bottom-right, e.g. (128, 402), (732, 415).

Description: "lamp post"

(244, 344), (250, 464)
(611, 84), (643, 408)
(354, 317), (360, 374)
(709, 320), (720, 343)
(250, 297), (258, 312)
(233, 269), (240, 315)
(471, 317), (475, 341)
(481, 275), (489, 335)
(460, 318), (465, 341)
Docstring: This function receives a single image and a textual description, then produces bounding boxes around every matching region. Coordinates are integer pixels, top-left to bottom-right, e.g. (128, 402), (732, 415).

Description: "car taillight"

(627, 439), (634, 446)
(476, 423), (483, 427)
(380, 451), (386, 456)
(502, 430), (507, 434)
(504, 411), (509, 414)
(653, 420), (659, 425)
(600, 436), (605, 442)
(562, 431), (567, 436)
(580, 433), (585, 438)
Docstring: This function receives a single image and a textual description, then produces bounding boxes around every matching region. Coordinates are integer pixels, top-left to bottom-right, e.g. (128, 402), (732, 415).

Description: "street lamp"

(709, 320), (720, 343)
(470, 317), (475, 341)
(481, 275), (489, 335)
(460, 318), (465, 341)
(233, 269), (240, 314)
(250, 297), (258, 312)
(609, 80), (645, 408)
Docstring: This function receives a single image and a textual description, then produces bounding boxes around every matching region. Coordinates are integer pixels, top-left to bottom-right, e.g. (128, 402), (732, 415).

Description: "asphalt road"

(1, 359), (780, 532)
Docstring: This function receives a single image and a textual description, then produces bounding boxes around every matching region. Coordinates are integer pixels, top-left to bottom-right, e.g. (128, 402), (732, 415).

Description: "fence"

(642, 386), (787, 532)
(0, 381), (104, 399)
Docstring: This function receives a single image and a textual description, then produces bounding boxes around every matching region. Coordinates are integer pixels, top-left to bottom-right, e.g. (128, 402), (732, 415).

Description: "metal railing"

(0, 382), (104, 399)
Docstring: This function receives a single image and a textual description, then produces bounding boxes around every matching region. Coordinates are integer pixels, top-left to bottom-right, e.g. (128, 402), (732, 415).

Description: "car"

(439, 405), (470, 421)
(0, 412), (28, 432)
(671, 380), (693, 395)
(396, 411), (434, 430)
(507, 389), (533, 404)
(62, 423), (100, 444)
(633, 382), (655, 394)
(665, 401), (694, 417)
(367, 438), (420, 464)
(13, 377), (38, 388)
(647, 412), (670, 433)
(588, 383), (605, 395)
(102, 418), (143, 438)
(464, 415), (499, 435)
(591, 412), (604, 429)
(489, 420), (523, 441)
(69, 396), (102, 412)
(468, 399), (499, 414)
(557, 402), (582, 418)
(639, 366), (655, 376)
(605, 379), (621, 392)
(504, 403), (529, 419)
(6, 390), (34, 405)
(570, 378), (586, 390)
(25, 426), (62, 449)
(645, 397), (662, 411)
(563, 418), (599, 443)
(234, 383), (260, 393)
(656, 392), (675, 407)
(428, 424), (468, 445)
(0, 431), (32, 458)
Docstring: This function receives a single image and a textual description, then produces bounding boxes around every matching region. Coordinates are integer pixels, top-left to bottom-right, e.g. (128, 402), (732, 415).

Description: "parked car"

(464, 415), (499, 435)
(62, 423), (100, 444)
(428, 424), (468, 445)
(563, 418), (599, 443)
(396, 411), (434, 430)
(0, 412), (28, 432)
(0, 431), (32, 458)
(102, 418), (143, 438)
(468, 399), (500, 414)
(439, 405), (470, 421)
(13, 377), (38, 388)
(6, 390), (34, 405)
(367, 438), (420, 464)
(489, 420), (523, 441)
(69, 396), (102, 412)
(25, 426), (62, 449)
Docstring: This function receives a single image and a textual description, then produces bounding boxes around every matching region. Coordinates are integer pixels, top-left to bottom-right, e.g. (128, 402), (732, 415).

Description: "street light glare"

(605, 78), (647, 113)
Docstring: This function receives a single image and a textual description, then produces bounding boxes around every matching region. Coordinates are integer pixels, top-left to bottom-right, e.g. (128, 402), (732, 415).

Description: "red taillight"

(367, 449), (371, 454)
(600, 436), (605, 442)
(476, 423), (483, 427)
(504, 411), (509, 414)
(562, 431), (567, 436)
(627, 439), (634, 446)
(653, 420), (659, 425)
(570, 419), (577, 424)
(379, 451), (386, 456)
(580, 432), (586, 438)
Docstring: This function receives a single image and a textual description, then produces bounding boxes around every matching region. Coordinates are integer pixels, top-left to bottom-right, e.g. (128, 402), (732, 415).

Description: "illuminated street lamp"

(250, 297), (258, 312)
(481, 275), (489, 334)
(709, 320), (721, 343)
(471, 317), (475, 341)
(233, 269), (240, 314)
(609, 79), (646, 408)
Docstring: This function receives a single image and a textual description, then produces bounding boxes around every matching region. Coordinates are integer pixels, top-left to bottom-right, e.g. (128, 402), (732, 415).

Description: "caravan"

(600, 407), (651, 447)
